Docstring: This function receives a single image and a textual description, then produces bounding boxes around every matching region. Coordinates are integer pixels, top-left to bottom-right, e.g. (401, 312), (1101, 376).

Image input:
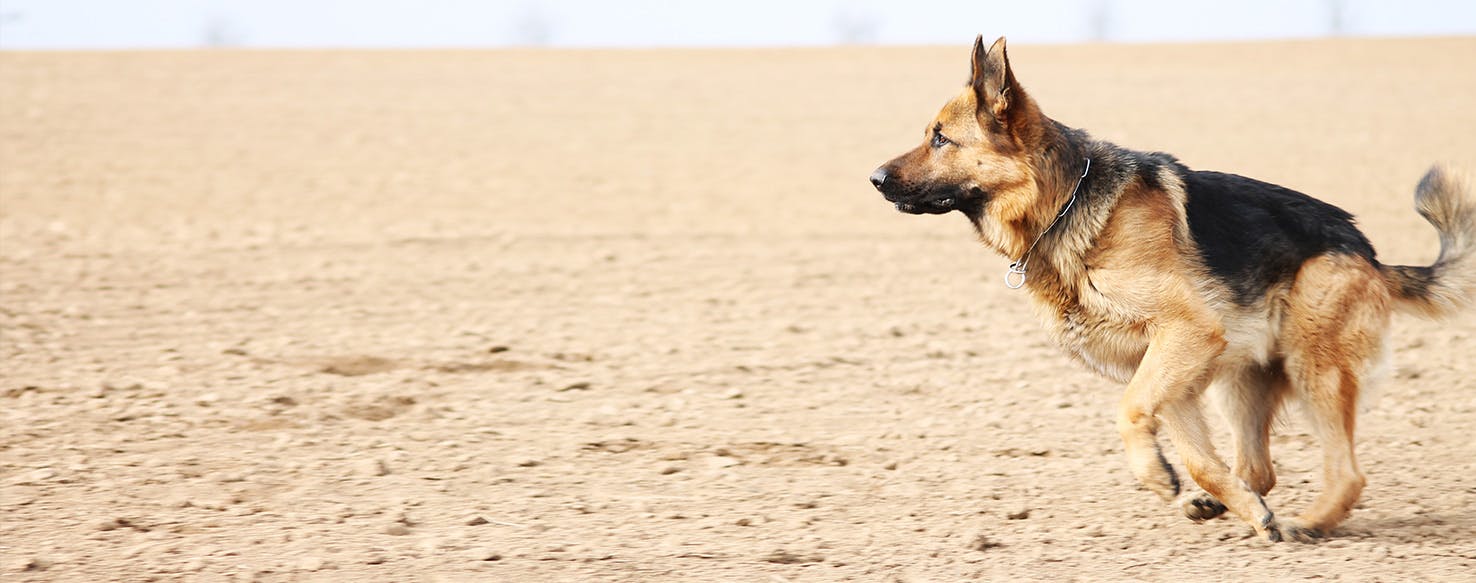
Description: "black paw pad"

(1184, 495), (1228, 522)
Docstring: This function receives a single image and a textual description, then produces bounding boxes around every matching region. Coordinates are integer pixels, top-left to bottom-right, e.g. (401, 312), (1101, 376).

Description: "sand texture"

(3, 38), (1476, 581)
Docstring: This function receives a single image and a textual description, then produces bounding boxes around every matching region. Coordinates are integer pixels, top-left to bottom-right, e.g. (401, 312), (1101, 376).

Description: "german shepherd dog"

(870, 36), (1475, 542)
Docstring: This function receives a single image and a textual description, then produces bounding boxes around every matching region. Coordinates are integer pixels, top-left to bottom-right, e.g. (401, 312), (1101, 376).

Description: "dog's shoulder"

(1069, 145), (1192, 268)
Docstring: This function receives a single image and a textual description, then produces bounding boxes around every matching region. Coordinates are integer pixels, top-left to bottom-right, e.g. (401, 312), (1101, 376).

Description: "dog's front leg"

(1117, 371), (1182, 504)
(1118, 324), (1282, 541)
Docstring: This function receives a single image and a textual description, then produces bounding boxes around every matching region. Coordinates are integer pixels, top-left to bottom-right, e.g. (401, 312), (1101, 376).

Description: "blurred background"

(2, 0), (1475, 50)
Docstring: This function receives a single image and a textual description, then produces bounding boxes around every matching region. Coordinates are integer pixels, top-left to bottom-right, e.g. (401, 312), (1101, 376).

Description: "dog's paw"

(1280, 518), (1326, 543)
(1255, 513), (1284, 543)
(1181, 493), (1228, 522)
(1136, 451), (1182, 502)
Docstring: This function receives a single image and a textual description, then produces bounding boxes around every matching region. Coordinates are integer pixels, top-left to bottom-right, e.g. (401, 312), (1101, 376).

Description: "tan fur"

(871, 36), (1476, 543)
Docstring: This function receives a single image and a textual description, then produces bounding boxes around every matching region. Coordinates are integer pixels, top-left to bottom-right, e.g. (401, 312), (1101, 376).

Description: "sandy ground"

(3, 38), (1476, 582)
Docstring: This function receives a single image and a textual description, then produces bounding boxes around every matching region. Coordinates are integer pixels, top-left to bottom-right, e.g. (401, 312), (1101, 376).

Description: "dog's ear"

(970, 36), (1018, 123)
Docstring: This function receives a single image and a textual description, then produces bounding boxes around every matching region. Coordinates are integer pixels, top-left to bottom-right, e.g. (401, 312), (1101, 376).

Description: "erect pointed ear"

(970, 36), (1015, 121)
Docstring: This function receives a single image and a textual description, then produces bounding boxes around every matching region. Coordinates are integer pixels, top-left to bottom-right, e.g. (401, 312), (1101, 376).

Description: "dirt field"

(3, 38), (1475, 582)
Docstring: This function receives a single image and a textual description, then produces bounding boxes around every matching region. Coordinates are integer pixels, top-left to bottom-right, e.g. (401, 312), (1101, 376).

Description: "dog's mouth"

(884, 188), (978, 215)
(891, 197), (955, 214)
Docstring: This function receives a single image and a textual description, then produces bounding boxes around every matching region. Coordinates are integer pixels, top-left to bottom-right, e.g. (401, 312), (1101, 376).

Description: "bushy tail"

(1381, 165), (1476, 318)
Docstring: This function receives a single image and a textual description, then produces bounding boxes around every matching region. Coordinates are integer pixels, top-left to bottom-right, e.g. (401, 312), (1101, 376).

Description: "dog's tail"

(1380, 165), (1476, 318)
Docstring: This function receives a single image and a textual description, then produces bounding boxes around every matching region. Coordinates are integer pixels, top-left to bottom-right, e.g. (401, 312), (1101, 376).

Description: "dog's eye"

(931, 132), (951, 148)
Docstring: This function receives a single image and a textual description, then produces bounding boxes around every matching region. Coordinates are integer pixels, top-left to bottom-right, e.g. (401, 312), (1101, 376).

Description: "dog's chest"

(1042, 299), (1149, 384)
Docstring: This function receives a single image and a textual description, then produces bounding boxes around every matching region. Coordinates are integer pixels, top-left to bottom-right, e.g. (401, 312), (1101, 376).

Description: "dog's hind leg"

(1281, 360), (1368, 542)
(1276, 255), (1391, 541)
(1184, 365), (1288, 522)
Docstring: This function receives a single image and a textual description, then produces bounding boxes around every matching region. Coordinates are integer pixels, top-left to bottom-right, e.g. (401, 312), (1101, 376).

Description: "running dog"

(869, 36), (1475, 542)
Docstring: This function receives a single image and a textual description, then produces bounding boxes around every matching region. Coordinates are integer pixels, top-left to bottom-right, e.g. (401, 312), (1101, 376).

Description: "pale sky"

(1, 0), (1474, 49)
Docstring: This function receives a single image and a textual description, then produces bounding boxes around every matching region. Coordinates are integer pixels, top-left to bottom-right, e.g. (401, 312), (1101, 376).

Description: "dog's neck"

(1003, 157), (1090, 289)
(986, 120), (1126, 295)
(966, 120), (1091, 255)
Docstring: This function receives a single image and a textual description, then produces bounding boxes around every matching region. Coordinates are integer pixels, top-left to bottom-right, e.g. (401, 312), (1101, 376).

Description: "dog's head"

(870, 36), (1050, 231)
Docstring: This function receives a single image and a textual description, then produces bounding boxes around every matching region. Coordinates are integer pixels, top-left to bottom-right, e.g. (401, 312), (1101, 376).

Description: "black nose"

(870, 168), (888, 190)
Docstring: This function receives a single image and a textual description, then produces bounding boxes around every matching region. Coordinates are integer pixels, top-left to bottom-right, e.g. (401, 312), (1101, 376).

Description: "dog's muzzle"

(872, 166), (958, 214)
